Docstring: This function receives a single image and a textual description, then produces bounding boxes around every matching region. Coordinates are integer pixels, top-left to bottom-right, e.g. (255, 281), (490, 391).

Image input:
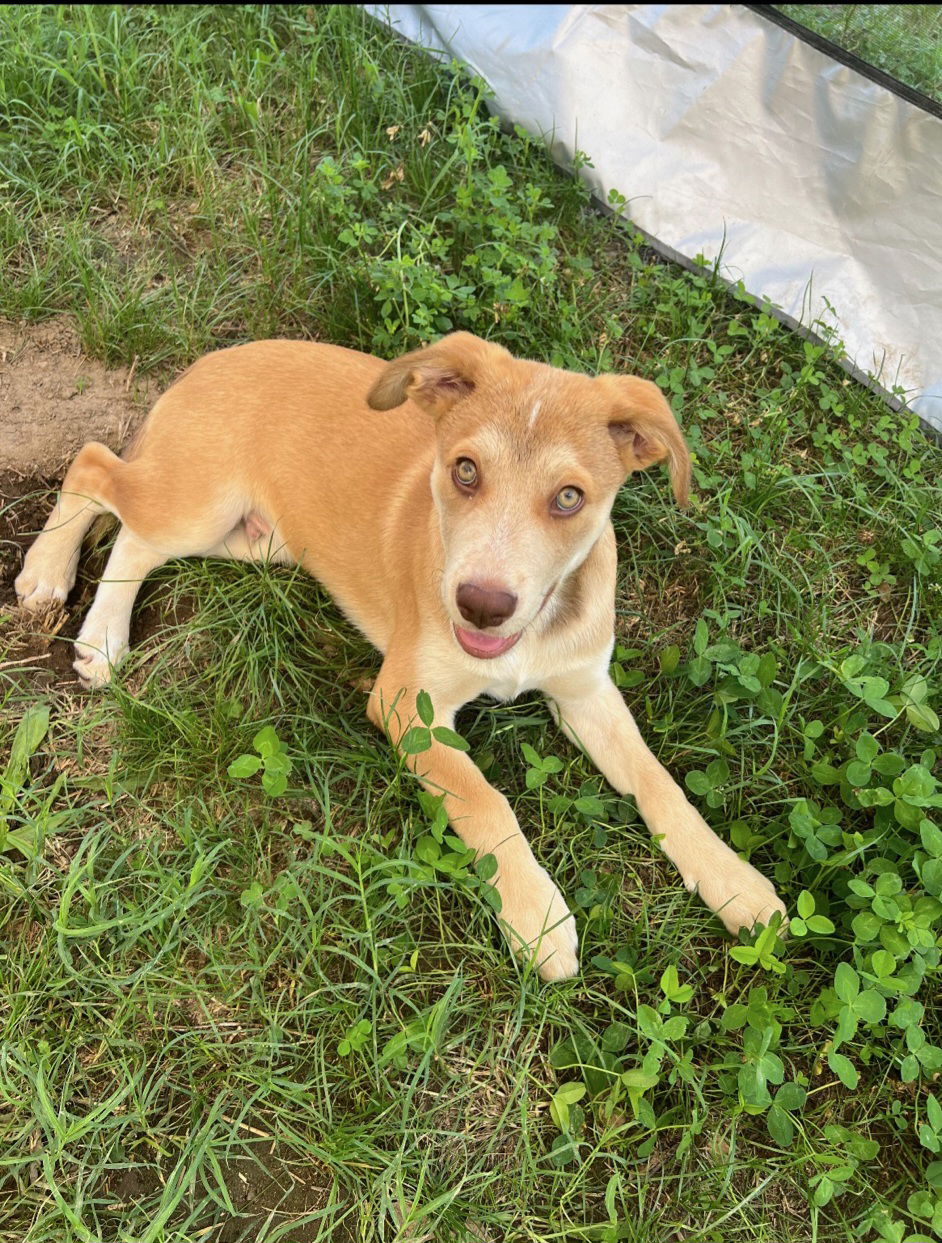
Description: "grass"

(1, 5), (941, 1241)
(777, 5), (942, 102)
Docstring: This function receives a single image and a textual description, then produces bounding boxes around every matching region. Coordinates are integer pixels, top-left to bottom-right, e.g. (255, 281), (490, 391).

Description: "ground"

(0, 316), (152, 477)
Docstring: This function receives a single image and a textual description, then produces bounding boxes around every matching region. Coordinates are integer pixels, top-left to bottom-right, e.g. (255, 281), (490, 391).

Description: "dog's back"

(130, 342), (438, 647)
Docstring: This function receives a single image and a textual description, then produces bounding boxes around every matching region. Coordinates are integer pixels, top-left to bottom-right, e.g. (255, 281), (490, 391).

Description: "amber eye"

(553, 486), (584, 514)
(453, 458), (478, 488)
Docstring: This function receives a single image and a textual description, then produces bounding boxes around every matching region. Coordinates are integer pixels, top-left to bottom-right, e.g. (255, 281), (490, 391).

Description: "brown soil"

(102, 1141), (342, 1243)
(0, 316), (155, 477)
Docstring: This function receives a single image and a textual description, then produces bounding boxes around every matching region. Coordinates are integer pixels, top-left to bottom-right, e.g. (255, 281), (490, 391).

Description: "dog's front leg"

(368, 661), (578, 981)
(543, 667), (787, 935)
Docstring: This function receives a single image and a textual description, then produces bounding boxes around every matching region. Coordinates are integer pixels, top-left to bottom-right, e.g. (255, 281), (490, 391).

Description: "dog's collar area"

(453, 625), (522, 659)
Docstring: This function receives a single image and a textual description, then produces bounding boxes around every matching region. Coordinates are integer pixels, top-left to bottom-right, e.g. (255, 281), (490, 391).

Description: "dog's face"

(368, 333), (689, 660)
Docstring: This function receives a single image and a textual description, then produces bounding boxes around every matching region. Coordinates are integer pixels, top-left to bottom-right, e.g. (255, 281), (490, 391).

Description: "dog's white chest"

(484, 673), (535, 703)
(483, 651), (546, 702)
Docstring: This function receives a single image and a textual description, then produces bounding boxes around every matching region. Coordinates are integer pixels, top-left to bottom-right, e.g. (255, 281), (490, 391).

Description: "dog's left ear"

(367, 332), (509, 418)
(597, 375), (691, 508)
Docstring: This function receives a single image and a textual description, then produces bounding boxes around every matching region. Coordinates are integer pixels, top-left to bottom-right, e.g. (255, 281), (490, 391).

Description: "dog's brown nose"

(456, 582), (518, 630)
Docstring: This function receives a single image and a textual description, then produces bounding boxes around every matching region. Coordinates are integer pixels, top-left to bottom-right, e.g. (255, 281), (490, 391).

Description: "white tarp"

(368, 4), (942, 433)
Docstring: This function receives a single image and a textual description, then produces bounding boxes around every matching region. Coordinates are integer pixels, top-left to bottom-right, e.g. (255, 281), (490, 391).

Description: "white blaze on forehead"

(527, 398), (542, 430)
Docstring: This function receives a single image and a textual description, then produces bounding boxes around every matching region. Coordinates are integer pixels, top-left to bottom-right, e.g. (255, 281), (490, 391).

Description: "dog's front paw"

(686, 854), (787, 936)
(497, 859), (579, 982)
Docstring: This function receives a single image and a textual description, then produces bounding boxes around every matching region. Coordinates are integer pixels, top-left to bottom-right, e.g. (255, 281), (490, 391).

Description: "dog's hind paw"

(73, 626), (127, 689)
(73, 650), (116, 689)
(15, 566), (71, 613)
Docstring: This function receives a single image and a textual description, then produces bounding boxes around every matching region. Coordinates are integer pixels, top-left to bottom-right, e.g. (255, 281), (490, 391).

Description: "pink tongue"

(454, 626), (520, 658)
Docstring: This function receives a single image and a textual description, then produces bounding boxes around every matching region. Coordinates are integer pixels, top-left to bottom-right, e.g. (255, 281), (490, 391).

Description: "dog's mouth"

(451, 582), (558, 660)
(453, 625), (522, 660)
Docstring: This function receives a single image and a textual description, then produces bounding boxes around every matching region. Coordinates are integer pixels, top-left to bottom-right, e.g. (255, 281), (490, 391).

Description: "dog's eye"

(453, 458), (478, 488)
(553, 486), (584, 514)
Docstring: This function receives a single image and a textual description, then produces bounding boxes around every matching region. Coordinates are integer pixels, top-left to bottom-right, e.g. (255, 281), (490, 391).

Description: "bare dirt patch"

(101, 1138), (341, 1243)
(0, 316), (154, 477)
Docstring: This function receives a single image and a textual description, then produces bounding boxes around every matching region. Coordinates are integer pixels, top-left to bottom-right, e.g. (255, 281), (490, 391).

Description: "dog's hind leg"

(71, 491), (270, 687)
(15, 442), (117, 612)
(70, 507), (273, 687)
(18, 438), (262, 686)
(73, 525), (170, 687)
(16, 441), (173, 686)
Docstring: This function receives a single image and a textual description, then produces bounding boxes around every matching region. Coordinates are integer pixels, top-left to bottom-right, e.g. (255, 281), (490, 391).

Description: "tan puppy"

(16, 333), (786, 978)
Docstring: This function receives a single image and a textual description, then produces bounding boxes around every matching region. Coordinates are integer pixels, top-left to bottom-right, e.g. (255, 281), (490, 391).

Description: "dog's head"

(368, 332), (689, 660)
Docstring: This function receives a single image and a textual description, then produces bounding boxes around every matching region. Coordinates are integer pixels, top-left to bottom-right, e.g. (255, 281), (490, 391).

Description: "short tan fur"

(16, 333), (785, 978)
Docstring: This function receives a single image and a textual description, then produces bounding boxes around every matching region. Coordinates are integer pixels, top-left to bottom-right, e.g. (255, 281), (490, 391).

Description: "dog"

(15, 332), (787, 978)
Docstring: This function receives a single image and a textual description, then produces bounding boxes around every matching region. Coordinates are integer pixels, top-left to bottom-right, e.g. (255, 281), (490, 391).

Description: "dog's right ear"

(366, 332), (508, 418)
